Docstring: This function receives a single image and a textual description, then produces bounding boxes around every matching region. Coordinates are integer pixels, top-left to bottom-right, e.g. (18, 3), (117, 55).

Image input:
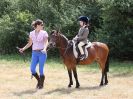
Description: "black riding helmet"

(78, 16), (89, 24)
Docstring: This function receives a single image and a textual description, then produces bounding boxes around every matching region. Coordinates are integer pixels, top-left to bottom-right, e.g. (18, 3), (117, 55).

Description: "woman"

(73, 16), (90, 60)
(19, 19), (48, 89)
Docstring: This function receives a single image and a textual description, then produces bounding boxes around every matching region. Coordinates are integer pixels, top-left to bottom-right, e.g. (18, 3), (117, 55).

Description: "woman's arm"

(19, 37), (32, 53)
(42, 37), (48, 53)
(23, 37), (33, 50)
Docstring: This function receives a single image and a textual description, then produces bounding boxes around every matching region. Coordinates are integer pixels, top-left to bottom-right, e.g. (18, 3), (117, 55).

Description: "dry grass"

(0, 60), (133, 99)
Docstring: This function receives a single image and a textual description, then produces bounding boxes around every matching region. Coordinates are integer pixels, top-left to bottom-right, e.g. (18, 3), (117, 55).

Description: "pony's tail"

(105, 54), (109, 72)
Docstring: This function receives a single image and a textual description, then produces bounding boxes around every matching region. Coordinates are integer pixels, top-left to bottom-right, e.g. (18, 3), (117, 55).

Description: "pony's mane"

(60, 33), (68, 41)
(50, 30), (68, 41)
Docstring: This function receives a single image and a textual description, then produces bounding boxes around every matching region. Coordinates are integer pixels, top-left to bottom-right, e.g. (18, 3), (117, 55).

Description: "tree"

(101, 0), (133, 59)
(0, 0), (11, 17)
(0, 11), (34, 54)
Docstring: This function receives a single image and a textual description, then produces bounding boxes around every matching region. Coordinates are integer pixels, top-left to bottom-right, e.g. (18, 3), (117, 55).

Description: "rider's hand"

(73, 37), (77, 41)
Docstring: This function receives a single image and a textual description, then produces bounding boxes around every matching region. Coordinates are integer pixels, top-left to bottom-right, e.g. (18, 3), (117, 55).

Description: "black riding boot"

(32, 73), (40, 88)
(39, 75), (45, 89)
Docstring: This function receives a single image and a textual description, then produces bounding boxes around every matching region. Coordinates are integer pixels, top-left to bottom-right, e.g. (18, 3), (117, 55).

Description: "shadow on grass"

(44, 85), (102, 95)
(12, 86), (102, 96)
(111, 72), (133, 78)
(13, 89), (37, 96)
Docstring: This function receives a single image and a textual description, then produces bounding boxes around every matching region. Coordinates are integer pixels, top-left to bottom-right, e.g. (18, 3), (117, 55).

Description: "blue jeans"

(30, 51), (47, 76)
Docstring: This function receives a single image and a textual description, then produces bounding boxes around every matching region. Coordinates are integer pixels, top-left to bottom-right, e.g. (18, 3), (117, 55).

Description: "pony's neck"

(58, 34), (68, 57)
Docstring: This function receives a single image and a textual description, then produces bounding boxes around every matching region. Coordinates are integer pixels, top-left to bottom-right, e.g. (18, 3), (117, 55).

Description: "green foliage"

(101, 0), (133, 59)
(77, 0), (103, 41)
(0, 11), (34, 54)
(0, 0), (11, 17)
(0, 0), (132, 60)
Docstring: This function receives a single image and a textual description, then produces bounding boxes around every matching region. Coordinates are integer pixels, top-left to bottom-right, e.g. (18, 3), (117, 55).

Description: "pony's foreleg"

(72, 67), (80, 88)
(67, 69), (73, 87)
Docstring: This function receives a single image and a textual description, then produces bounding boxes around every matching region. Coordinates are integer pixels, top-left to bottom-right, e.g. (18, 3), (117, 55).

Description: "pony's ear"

(51, 30), (59, 36)
(52, 25), (61, 35)
(55, 29), (61, 36)
(50, 30), (55, 35)
(56, 29), (60, 34)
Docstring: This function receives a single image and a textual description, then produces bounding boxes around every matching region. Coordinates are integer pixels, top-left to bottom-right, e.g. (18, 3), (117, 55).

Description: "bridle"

(49, 32), (76, 63)
(49, 33), (73, 56)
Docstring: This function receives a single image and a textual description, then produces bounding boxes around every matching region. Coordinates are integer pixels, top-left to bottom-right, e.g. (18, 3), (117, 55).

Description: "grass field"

(0, 54), (133, 99)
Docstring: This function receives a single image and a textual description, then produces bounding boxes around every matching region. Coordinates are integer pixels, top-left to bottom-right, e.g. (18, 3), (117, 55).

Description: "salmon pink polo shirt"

(29, 30), (48, 50)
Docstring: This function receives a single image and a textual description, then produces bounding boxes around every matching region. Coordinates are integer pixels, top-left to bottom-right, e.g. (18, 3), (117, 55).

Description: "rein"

(16, 47), (26, 62)
(57, 34), (72, 56)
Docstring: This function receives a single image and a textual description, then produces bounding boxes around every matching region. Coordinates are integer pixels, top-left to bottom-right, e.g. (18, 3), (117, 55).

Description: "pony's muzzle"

(47, 42), (56, 51)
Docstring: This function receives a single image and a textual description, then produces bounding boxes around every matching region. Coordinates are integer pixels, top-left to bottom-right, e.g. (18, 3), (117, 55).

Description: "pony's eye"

(53, 34), (57, 36)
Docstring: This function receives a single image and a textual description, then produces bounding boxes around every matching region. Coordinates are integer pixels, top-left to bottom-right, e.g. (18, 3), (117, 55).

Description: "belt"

(33, 49), (43, 52)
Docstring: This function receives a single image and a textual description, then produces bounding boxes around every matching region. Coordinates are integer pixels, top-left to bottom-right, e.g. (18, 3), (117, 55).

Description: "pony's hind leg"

(67, 69), (73, 87)
(104, 72), (108, 85)
(100, 71), (108, 86)
(98, 61), (105, 86)
(100, 71), (105, 86)
(104, 54), (109, 85)
(72, 67), (80, 88)
(99, 56), (109, 86)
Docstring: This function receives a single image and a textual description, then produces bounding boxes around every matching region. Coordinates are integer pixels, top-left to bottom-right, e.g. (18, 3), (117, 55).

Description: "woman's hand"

(41, 49), (46, 54)
(18, 37), (32, 53)
(19, 48), (24, 53)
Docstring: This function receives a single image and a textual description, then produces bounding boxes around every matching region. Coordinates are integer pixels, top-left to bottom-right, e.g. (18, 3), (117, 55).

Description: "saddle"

(72, 40), (92, 60)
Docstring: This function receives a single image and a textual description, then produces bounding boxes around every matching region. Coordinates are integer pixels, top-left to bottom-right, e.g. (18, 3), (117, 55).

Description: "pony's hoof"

(75, 86), (80, 88)
(99, 83), (103, 86)
(68, 82), (73, 88)
(38, 86), (43, 89)
(104, 82), (108, 85)
(68, 84), (72, 87)
(75, 84), (80, 88)
(105, 80), (108, 85)
(75, 86), (79, 88)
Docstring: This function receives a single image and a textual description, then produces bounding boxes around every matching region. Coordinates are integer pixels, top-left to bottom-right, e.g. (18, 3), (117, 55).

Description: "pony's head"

(47, 30), (61, 50)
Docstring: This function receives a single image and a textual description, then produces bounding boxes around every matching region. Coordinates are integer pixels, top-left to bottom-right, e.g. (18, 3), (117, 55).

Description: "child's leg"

(78, 42), (85, 55)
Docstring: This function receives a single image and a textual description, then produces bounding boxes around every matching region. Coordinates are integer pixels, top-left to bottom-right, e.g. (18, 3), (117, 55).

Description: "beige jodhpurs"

(78, 42), (85, 55)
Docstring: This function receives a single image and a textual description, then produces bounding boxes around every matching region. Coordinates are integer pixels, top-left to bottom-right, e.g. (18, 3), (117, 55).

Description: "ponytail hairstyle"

(31, 19), (43, 29)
